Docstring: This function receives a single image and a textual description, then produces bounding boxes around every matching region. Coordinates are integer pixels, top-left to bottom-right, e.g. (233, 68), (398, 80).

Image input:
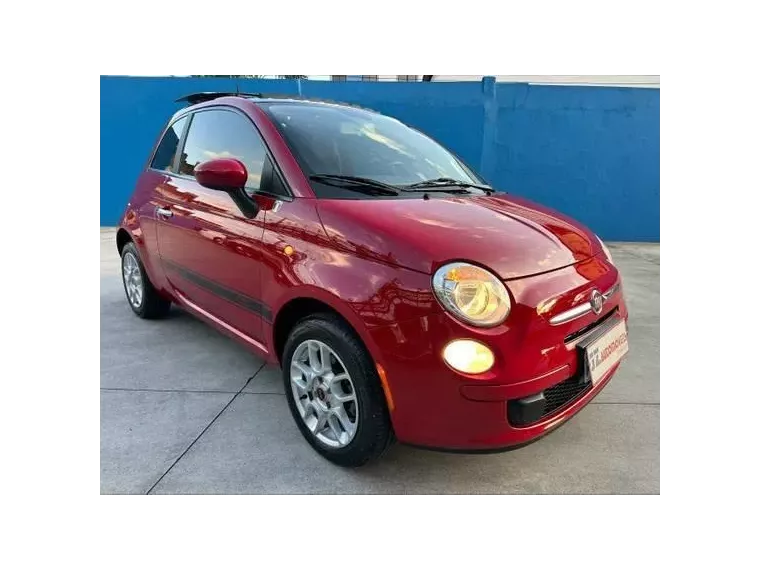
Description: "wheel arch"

(116, 227), (132, 254)
(270, 288), (381, 369)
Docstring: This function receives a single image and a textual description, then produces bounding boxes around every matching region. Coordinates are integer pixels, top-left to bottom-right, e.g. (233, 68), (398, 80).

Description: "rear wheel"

(282, 314), (393, 467)
(121, 242), (170, 319)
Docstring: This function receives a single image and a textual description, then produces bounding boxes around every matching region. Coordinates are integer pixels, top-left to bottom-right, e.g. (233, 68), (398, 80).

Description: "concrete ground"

(100, 229), (659, 494)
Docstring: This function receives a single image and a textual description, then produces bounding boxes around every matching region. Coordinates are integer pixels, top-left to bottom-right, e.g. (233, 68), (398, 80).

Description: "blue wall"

(101, 76), (659, 241)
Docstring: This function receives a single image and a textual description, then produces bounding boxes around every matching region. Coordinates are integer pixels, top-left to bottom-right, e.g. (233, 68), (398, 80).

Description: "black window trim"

(149, 105), (294, 202)
(148, 114), (191, 174)
(171, 112), (193, 174)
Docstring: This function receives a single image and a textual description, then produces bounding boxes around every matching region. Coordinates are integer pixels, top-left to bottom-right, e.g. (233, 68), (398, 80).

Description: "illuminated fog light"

(442, 339), (495, 374)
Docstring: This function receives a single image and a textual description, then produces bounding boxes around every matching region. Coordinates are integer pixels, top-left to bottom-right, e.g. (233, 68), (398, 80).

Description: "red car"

(118, 92), (629, 466)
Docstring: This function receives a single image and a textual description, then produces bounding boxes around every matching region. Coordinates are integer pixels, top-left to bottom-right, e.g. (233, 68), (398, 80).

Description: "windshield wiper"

(310, 174), (400, 196)
(405, 177), (493, 193)
(309, 174), (492, 198)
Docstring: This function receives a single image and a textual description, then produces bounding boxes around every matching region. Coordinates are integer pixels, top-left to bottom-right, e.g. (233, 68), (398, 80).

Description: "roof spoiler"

(175, 92), (262, 105)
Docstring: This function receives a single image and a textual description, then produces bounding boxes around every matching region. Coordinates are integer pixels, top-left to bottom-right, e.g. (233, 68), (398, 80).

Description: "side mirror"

(194, 158), (259, 218)
(194, 158), (248, 191)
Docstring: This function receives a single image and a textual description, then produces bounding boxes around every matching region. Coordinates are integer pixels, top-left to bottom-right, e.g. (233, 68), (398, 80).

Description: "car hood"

(316, 193), (602, 280)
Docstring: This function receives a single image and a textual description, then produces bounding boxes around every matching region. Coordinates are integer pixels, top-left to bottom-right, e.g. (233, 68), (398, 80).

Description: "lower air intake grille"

(507, 377), (593, 427)
(543, 378), (591, 416)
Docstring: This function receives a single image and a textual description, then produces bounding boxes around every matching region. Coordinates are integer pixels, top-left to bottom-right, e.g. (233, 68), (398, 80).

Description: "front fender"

(259, 197), (440, 367)
(266, 260), (439, 369)
(268, 284), (386, 363)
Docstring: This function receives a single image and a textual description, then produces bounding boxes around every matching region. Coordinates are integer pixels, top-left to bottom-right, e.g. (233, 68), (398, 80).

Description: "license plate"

(585, 320), (629, 385)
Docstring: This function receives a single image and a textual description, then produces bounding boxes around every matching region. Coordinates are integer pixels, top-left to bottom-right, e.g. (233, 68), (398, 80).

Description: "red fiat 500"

(118, 92), (629, 466)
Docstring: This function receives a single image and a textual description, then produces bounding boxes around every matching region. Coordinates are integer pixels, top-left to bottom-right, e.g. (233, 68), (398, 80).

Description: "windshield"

(261, 103), (483, 196)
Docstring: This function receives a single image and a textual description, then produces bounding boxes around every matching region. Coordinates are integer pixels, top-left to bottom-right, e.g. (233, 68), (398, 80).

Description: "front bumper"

(405, 363), (622, 454)
(368, 255), (629, 451)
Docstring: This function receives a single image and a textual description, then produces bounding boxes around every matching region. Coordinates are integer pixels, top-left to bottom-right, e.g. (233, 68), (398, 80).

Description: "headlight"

(596, 235), (613, 263)
(432, 262), (511, 327)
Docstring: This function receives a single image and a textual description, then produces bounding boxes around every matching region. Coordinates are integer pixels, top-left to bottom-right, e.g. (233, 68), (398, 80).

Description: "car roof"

(175, 92), (377, 113)
(255, 98), (381, 115)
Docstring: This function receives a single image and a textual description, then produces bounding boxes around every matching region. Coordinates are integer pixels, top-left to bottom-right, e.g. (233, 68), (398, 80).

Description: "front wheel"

(282, 314), (394, 467)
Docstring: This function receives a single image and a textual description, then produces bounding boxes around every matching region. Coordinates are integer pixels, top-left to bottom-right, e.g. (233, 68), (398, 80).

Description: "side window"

(150, 116), (188, 172)
(178, 110), (267, 192)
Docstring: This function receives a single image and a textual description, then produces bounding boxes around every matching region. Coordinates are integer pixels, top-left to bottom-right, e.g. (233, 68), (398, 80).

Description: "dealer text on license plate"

(585, 320), (629, 385)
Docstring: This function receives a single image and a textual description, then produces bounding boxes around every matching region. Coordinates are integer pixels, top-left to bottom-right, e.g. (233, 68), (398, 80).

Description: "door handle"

(156, 207), (173, 218)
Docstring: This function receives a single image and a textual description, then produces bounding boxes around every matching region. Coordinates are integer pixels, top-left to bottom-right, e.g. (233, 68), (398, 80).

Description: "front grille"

(543, 377), (591, 416)
(564, 307), (618, 344)
(507, 377), (592, 427)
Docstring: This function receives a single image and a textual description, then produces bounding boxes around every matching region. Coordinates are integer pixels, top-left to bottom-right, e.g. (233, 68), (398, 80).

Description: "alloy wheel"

(289, 339), (359, 448)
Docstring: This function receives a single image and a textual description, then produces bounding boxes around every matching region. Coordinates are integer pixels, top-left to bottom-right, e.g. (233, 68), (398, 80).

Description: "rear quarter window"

(150, 116), (188, 172)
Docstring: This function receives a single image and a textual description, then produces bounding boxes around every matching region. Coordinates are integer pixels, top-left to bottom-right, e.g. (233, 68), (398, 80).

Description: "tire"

(282, 313), (394, 467)
(121, 242), (171, 319)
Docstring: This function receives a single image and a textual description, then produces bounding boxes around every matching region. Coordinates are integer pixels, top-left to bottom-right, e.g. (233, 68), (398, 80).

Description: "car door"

(154, 108), (270, 346)
(138, 114), (190, 295)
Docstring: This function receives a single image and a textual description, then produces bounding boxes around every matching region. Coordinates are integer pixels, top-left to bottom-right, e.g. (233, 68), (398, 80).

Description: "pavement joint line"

(247, 363), (270, 381)
(101, 387), (240, 395)
(589, 401), (659, 406)
(144, 362), (266, 495)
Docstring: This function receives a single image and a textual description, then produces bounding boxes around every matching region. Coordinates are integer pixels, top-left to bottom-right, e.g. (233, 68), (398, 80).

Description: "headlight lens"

(596, 235), (613, 263)
(432, 262), (511, 326)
